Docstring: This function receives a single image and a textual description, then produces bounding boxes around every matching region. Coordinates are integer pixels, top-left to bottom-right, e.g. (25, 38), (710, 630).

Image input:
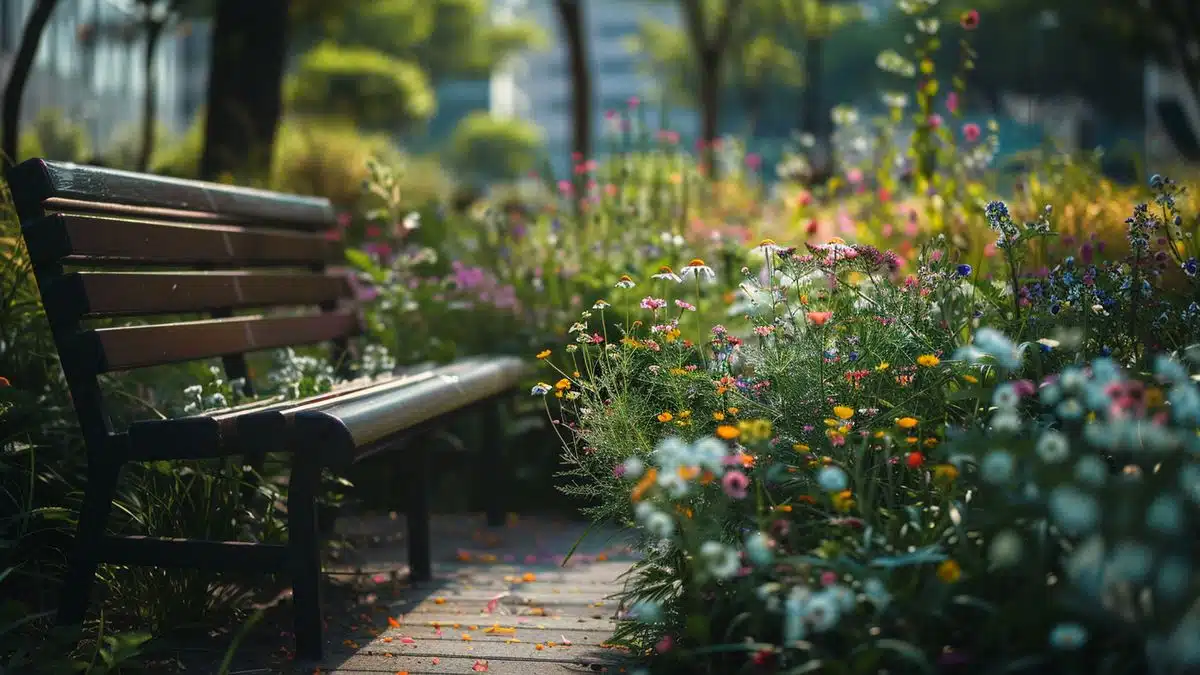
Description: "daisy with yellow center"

(680, 258), (716, 282)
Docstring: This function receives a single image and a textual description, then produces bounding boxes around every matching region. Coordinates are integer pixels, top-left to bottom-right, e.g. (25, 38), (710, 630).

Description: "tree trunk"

(199, 0), (289, 183)
(698, 49), (720, 178)
(801, 34), (830, 183)
(555, 0), (591, 169)
(137, 20), (166, 172)
(2, 0), (58, 168)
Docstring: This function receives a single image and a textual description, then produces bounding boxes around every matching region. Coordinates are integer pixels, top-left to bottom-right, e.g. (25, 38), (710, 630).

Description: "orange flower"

(715, 425), (740, 440)
(806, 311), (833, 326)
(536, 349), (551, 359)
(631, 468), (658, 502)
(937, 559), (962, 583)
(656, 411), (673, 423)
(896, 417), (919, 429)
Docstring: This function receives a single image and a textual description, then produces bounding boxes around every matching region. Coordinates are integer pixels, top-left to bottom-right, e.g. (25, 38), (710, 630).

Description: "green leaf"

(854, 639), (935, 674)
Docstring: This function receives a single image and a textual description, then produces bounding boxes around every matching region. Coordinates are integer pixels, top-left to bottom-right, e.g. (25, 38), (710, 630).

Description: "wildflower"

(963, 374), (978, 384)
(674, 299), (696, 312)
(817, 466), (849, 492)
(712, 411), (725, 421)
(896, 416), (918, 429)
(700, 541), (740, 579)
(614, 275), (636, 289)
(1048, 485), (1099, 535)
(803, 590), (841, 632)
(1035, 430), (1070, 463)
(916, 354), (940, 367)
(793, 443), (810, 453)
(783, 587), (810, 643)
(640, 297), (666, 311)
(621, 457), (645, 478)
(1049, 623), (1088, 651)
(876, 362), (890, 372)
(723, 470), (749, 499)
(530, 382), (552, 396)
(980, 449), (1016, 484)
(960, 9), (979, 30)
(655, 635), (673, 653)
(715, 425), (739, 440)
(833, 405), (854, 420)
(905, 452), (924, 468)
(862, 578), (891, 609)
(680, 258), (716, 282)
(806, 311), (833, 326)
(656, 412), (673, 423)
(936, 559), (962, 583)
(536, 349), (551, 359)
(629, 600), (662, 624)
(961, 123), (981, 143)
(592, 300), (610, 310)
(651, 265), (682, 283)
(830, 490), (855, 512)
(630, 468), (658, 502)
(955, 263), (973, 276)
(639, 507), (675, 539)
(988, 530), (1024, 568)
(933, 464), (959, 484)
(1146, 494), (1184, 535)
(745, 532), (774, 566)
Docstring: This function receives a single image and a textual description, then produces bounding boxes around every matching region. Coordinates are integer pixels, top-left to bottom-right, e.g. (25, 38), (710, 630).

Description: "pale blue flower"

(1156, 354), (1189, 384)
(1170, 382), (1200, 425)
(980, 449), (1016, 484)
(804, 590), (842, 632)
(987, 529), (1024, 568)
(993, 383), (1021, 409)
(861, 578), (891, 609)
(1073, 455), (1108, 487)
(621, 457), (645, 479)
(1157, 555), (1191, 599)
(973, 327), (1022, 369)
(1107, 540), (1154, 584)
(1048, 485), (1099, 535)
(530, 383), (552, 396)
(1180, 463), (1200, 502)
(639, 507), (675, 539)
(700, 541), (740, 579)
(991, 410), (1022, 433)
(1059, 367), (1086, 393)
(1040, 383), (1063, 406)
(1035, 429), (1070, 463)
(656, 470), (690, 498)
(629, 600), (662, 623)
(1057, 398), (1084, 420)
(817, 466), (849, 492)
(745, 532), (774, 566)
(691, 437), (728, 473)
(783, 587), (810, 644)
(1146, 494), (1185, 535)
(653, 437), (690, 469)
(1049, 622), (1089, 650)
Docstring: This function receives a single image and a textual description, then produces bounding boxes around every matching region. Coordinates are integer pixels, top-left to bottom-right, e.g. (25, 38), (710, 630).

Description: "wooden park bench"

(7, 159), (527, 660)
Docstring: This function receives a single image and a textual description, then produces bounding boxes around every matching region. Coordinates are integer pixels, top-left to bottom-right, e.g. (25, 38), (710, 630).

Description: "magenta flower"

(722, 470), (749, 499)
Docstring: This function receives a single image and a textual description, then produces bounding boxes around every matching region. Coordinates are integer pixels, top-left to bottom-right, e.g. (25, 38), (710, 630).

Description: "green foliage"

(18, 108), (90, 163)
(447, 112), (545, 181)
(286, 42), (436, 131)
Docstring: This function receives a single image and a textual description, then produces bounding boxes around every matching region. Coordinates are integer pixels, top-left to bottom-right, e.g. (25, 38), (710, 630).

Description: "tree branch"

(711, 0), (747, 55)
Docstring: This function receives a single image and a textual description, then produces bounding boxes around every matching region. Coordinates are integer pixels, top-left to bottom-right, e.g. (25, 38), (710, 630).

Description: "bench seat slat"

(293, 356), (527, 457)
(53, 271), (351, 319)
(87, 310), (362, 372)
(8, 159), (333, 230)
(22, 213), (340, 267)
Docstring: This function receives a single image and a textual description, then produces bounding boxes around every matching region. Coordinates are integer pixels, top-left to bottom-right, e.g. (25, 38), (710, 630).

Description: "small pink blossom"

(946, 92), (959, 114)
(722, 470), (749, 499)
(641, 296), (667, 310)
(820, 571), (838, 586)
(675, 299), (696, 311)
(962, 123), (981, 143)
(656, 635), (673, 653)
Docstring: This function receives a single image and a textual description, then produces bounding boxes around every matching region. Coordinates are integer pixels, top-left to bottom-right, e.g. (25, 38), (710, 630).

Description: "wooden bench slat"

(52, 271), (351, 318)
(22, 213), (340, 267)
(88, 310), (362, 372)
(8, 158), (333, 230)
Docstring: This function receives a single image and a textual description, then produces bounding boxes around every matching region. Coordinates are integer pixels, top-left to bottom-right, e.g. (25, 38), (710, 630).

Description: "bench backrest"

(7, 159), (362, 450)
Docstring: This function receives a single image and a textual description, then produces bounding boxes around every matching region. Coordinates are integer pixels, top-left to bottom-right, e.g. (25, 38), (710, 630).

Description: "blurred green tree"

(447, 111), (545, 182)
(286, 0), (545, 133)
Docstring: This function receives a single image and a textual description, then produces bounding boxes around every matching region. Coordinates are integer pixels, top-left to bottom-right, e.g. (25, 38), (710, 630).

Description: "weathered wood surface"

(293, 513), (640, 674)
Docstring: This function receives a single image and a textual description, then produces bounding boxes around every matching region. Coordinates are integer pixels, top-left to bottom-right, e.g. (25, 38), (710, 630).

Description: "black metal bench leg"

(407, 447), (432, 583)
(480, 400), (507, 528)
(288, 452), (324, 661)
(56, 458), (121, 626)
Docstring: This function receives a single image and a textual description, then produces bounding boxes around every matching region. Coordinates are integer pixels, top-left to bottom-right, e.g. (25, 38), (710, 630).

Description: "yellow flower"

(716, 425), (740, 440)
(962, 374), (979, 384)
(823, 418), (839, 427)
(896, 417), (919, 429)
(656, 412), (673, 423)
(917, 354), (941, 367)
(936, 559), (962, 583)
(920, 58), (934, 74)
(536, 349), (551, 359)
(833, 405), (855, 420)
(712, 411), (726, 421)
(933, 464), (959, 484)
(875, 362), (890, 372)
(678, 466), (700, 481)
(727, 407), (740, 415)
(831, 490), (856, 513)
(793, 443), (810, 453)
(555, 378), (571, 390)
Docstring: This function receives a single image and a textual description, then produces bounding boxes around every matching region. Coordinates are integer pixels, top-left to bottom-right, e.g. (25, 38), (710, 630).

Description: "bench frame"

(7, 159), (522, 660)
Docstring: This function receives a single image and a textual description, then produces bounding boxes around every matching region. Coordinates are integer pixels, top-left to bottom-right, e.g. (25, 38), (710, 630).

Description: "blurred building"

(490, 0), (698, 178)
(0, 0), (209, 158)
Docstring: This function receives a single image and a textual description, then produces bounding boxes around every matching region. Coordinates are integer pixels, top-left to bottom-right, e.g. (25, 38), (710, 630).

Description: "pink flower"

(962, 123), (981, 143)
(628, 96), (640, 108)
(881, 223), (894, 237)
(928, 113), (944, 128)
(846, 168), (864, 184)
(820, 571), (838, 586)
(557, 180), (573, 194)
(722, 471), (749, 499)
(674, 299), (696, 311)
(655, 635), (673, 653)
(745, 153), (761, 169)
(641, 296), (666, 310)
(946, 92), (959, 114)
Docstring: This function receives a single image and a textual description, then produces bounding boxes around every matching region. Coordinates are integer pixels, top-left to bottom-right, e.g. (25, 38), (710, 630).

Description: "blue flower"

(817, 466), (849, 492)
(1049, 622), (1089, 651)
(745, 532), (774, 566)
(1047, 485), (1099, 535)
(980, 450), (1016, 484)
(956, 264), (973, 277)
